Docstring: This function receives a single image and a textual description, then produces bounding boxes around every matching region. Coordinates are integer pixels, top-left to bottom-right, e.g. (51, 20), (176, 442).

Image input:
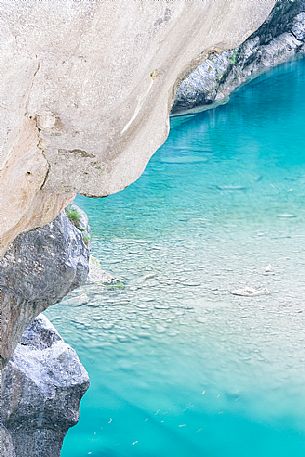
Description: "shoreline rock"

(173, 0), (305, 115)
(1, 315), (89, 457)
(0, 210), (90, 364)
(0, 204), (90, 456)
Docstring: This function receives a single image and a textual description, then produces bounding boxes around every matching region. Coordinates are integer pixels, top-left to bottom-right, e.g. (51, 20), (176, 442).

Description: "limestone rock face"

(173, 0), (305, 114)
(0, 0), (275, 255)
(1, 315), (89, 457)
(0, 212), (89, 363)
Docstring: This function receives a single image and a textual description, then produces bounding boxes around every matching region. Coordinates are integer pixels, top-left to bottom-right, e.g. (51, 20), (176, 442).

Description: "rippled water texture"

(47, 59), (305, 456)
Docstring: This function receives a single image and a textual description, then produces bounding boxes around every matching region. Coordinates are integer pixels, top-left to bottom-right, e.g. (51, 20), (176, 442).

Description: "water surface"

(47, 59), (305, 456)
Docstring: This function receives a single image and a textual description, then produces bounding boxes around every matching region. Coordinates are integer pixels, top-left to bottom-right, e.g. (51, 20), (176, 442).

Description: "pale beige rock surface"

(0, 0), (275, 255)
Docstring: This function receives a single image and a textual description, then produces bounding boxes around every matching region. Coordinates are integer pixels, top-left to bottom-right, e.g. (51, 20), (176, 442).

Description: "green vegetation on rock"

(65, 205), (82, 229)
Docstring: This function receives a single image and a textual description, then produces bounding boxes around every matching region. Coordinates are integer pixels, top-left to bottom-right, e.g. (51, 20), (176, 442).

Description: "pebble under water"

(47, 59), (305, 456)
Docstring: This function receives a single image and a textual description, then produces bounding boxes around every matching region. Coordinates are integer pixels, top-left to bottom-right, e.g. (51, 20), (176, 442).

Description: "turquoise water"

(47, 59), (305, 456)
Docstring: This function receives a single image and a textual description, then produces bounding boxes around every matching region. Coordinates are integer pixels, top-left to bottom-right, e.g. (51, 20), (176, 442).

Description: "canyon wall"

(0, 0), (275, 256)
(0, 2), (277, 455)
(173, 0), (305, 114)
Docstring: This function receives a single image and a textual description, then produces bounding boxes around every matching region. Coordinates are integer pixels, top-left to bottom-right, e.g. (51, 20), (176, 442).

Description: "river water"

(47, 58), (305, 456)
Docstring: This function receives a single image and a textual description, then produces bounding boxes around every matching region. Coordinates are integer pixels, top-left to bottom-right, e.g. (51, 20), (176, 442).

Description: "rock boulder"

(1, 315), (89, 457)
(0, 211), (89, 363)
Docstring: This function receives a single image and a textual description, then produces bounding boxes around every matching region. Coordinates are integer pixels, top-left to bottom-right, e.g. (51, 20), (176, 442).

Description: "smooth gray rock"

(0, 210), (89, 362)
(173, 0), (305, 114)
(1, 315), (89, 457)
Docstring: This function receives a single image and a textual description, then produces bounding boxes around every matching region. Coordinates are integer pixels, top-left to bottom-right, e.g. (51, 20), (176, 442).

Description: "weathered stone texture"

(0, 0), (275, 255)
(1, 315), (89, 457)
(173, 0), (305, 114)
(0, 211), (89, 363)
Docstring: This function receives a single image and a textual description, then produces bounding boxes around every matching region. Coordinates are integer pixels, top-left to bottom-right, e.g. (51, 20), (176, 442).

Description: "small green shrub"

(65, 205), (81, 228)
(106, 280), (125, 290)
(82, 233), (91, 246)
(229, 50), (238, 66)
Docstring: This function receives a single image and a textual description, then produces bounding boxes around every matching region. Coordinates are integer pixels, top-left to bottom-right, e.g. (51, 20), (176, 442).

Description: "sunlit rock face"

(173, 0), (305, 114)
(1, 315), (89, 457)
(0, 212), (89, 363)
(0, 0), (275, 255)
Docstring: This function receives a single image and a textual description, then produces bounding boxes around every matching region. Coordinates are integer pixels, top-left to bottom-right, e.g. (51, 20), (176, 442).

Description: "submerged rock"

(88, 256), (116, 284)
(173, 0), (305, 114)
(0, 211), (89, 363)
(230, 287), (270, 297)
(1, 315), (89, 457)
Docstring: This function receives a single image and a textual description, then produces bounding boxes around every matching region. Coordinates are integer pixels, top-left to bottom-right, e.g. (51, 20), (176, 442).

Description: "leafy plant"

(65, 205), (81, 228)
(82, 233), (91, 246)
(229, 50), (238, 66)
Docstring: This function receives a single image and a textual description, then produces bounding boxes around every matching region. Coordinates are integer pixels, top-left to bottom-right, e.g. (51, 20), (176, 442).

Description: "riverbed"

(47, 58), (305, 457)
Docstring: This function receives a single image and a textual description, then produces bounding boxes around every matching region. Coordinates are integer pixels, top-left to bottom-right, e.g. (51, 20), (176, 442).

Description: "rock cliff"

(0, 0), (275, 256)
(0, 211), (89, 364)
(0, 207), (90, 456)
(173, 0), (305, 114)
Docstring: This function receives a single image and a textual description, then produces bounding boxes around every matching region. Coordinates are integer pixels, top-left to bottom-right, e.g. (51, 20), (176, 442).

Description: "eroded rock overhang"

(0, 0), (276, 255)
